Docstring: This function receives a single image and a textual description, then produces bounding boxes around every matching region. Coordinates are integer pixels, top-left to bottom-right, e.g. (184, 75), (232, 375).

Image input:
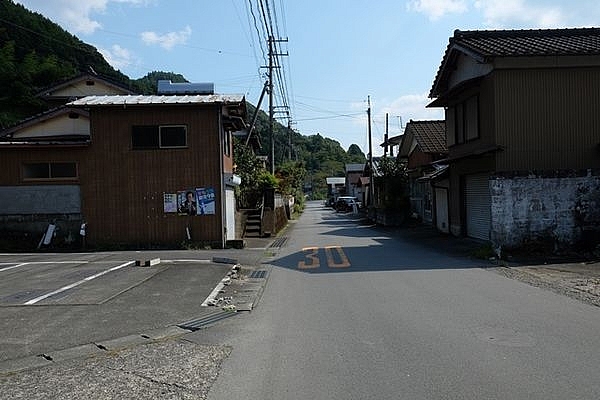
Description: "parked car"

(335, 196), (360, 212)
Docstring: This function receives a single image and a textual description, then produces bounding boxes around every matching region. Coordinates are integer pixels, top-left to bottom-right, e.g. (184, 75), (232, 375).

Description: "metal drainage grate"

(269, 236), (288, 248)
(249, 270), (267, 279)
(177, 311), (238, 332)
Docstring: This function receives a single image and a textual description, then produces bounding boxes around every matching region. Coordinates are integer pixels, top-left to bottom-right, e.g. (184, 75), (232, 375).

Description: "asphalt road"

(198, 201), (600, 400)
(0, 249), (263, 363)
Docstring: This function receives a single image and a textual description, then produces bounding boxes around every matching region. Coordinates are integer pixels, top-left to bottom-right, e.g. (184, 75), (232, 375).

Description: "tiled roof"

(431, 27), (600, 97)
(407, 120), (447, 154)
(453, 28), (600, 58)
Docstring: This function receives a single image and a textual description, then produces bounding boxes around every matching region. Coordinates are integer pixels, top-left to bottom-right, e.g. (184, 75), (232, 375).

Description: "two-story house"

(428, 28), (600, 250)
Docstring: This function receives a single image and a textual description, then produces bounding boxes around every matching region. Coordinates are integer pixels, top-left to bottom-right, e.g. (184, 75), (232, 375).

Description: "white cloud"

(406, 0), (468, 21)
(15, 0), (151, 34)
(98, 44), (135, 70)
(474, 0), (563, 28)
(141, 26), (192, 50)
(379, 93), (444, 126)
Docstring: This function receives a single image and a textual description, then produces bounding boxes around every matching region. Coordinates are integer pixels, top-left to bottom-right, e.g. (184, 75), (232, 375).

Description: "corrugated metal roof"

(68, 94), (245, 106)
(326, 177), (346, 185)
(345, 163), (365, 172)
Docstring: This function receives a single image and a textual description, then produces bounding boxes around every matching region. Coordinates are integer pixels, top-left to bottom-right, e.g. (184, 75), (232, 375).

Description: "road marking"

(23, 261), (135, 305)
(298, 246), (352, 269)
(324, 246), (351, 268)
(298, 247), (320, 269)
(0, 263), (28, 272)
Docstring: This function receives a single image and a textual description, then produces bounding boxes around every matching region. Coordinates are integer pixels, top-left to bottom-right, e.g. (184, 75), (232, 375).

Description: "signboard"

(164, 187), (216, 216)
(196, 187), (216, 215)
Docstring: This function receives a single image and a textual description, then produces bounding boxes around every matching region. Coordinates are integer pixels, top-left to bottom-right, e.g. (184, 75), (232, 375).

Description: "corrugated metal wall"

(494, 68), (600, 171)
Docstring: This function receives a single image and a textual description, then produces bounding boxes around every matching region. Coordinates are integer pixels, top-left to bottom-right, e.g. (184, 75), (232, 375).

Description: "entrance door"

(224, 188), (236, 241)
(435, 187), (449, 233)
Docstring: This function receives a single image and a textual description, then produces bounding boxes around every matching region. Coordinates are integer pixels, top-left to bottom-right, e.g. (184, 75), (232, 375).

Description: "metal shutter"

(465, 174), (491, 241)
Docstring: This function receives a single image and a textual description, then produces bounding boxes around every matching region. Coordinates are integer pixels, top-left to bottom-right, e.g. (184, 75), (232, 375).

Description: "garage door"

(464, 174), (491, 241)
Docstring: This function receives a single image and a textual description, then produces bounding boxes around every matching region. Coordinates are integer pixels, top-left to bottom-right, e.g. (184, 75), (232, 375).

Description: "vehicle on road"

(335, 196), (360, 212)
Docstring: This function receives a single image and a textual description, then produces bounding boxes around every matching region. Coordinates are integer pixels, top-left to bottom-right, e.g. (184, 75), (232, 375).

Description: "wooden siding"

(494, 68), (600, 171)
(0, 146), (87, 185)
(81, 104), (225, 246)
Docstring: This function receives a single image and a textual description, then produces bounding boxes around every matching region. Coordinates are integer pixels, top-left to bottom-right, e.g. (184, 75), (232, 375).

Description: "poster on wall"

(196, 187), (216, 215)
(177, 190), (197, 215)
(163, 193), (178, 213)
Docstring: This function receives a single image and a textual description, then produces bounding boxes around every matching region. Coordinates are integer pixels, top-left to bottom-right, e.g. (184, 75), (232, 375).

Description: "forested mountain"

(0, 0), (365, 198)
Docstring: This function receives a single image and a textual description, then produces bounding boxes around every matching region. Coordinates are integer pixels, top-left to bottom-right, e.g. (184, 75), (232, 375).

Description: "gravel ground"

(1, 339), (231, 399)
(490, 262), (600, 308)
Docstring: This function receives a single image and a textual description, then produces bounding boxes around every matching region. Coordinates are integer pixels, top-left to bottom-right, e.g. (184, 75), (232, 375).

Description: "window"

(132, 125), (187, 149)
(448, 95), (479, 146)
(223, 130), (231, 157)
(23, 162), (77, 180)
(465, 96), (479, 141)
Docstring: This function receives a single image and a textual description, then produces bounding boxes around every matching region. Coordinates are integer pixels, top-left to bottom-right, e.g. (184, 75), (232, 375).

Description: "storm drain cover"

(269, 236), (288, 248)
(177, 311), (238, 331)
(249, 270), (267, 279)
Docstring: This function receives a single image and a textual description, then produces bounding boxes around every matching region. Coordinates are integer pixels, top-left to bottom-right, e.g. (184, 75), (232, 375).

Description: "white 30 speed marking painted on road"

(23, 261), (135, 305)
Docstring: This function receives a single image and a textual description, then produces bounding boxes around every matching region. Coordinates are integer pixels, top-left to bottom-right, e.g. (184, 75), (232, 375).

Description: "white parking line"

(23, 261), (135, 305)
(0, 263), (29, 272)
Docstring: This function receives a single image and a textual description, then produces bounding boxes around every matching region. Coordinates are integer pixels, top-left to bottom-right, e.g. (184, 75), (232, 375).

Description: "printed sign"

(196, 187), (216, 215)
(163, 193), (178, 213)
(177, 190), (197, 215)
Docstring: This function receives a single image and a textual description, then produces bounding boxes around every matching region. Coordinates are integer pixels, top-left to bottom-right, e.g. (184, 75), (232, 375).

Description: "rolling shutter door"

(465, 174), (491, 240)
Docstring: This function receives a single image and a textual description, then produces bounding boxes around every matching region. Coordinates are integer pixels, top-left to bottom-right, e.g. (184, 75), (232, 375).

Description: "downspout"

(218, 105), (226, 249)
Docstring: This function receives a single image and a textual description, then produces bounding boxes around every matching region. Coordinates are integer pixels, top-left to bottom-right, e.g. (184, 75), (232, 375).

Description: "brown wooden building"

(428, 28), (600, 249)
(0, 94), (246, 248)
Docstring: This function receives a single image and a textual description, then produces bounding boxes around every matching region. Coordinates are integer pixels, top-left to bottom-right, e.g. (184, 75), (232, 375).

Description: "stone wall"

(490, 170), (600, 249)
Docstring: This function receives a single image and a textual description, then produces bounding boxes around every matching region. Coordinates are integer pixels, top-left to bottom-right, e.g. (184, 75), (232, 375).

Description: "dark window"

(224, 130), (231, 157)
(23, 163), (49, 179)
(160, 125), (187, 148)
(132, 125), (159, 149)
(455, 102), (465, 144)
(86, 80), (95, 86)
(132, 125), (186, 149)
(23, 162), (77, 180)
(446, 107), (456, 147)
(51, 162), (78, 178)
(465, 96), (479, 141)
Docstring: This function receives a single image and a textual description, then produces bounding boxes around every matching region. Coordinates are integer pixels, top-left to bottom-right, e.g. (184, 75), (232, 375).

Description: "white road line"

(0, 263), (29, 272)
(23, 261), (135, 305)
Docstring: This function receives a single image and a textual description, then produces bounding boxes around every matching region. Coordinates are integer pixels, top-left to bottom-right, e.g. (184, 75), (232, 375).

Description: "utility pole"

(266, 35), (288, 174)
(287, 117), (292, 161)
(384, 113), (389, 157)
(367, 96), (374, 207)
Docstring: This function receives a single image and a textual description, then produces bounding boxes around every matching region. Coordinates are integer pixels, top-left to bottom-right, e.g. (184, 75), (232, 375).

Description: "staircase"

(244, 208), (262, 238)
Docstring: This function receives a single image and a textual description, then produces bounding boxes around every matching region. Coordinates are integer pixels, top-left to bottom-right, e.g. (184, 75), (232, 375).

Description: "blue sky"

(15, 0), (600, 155)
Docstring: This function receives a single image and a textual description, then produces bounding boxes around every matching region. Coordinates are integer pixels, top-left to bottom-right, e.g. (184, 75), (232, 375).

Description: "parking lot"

(0, 251), (236, 363)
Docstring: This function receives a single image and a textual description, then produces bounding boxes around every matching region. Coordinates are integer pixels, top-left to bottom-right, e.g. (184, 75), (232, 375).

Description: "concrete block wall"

(490, 171), (600, 249)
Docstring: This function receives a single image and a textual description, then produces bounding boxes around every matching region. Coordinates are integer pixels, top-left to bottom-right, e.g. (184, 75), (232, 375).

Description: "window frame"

(22, 162), (78, 182)
(131, 124), (188, 150)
